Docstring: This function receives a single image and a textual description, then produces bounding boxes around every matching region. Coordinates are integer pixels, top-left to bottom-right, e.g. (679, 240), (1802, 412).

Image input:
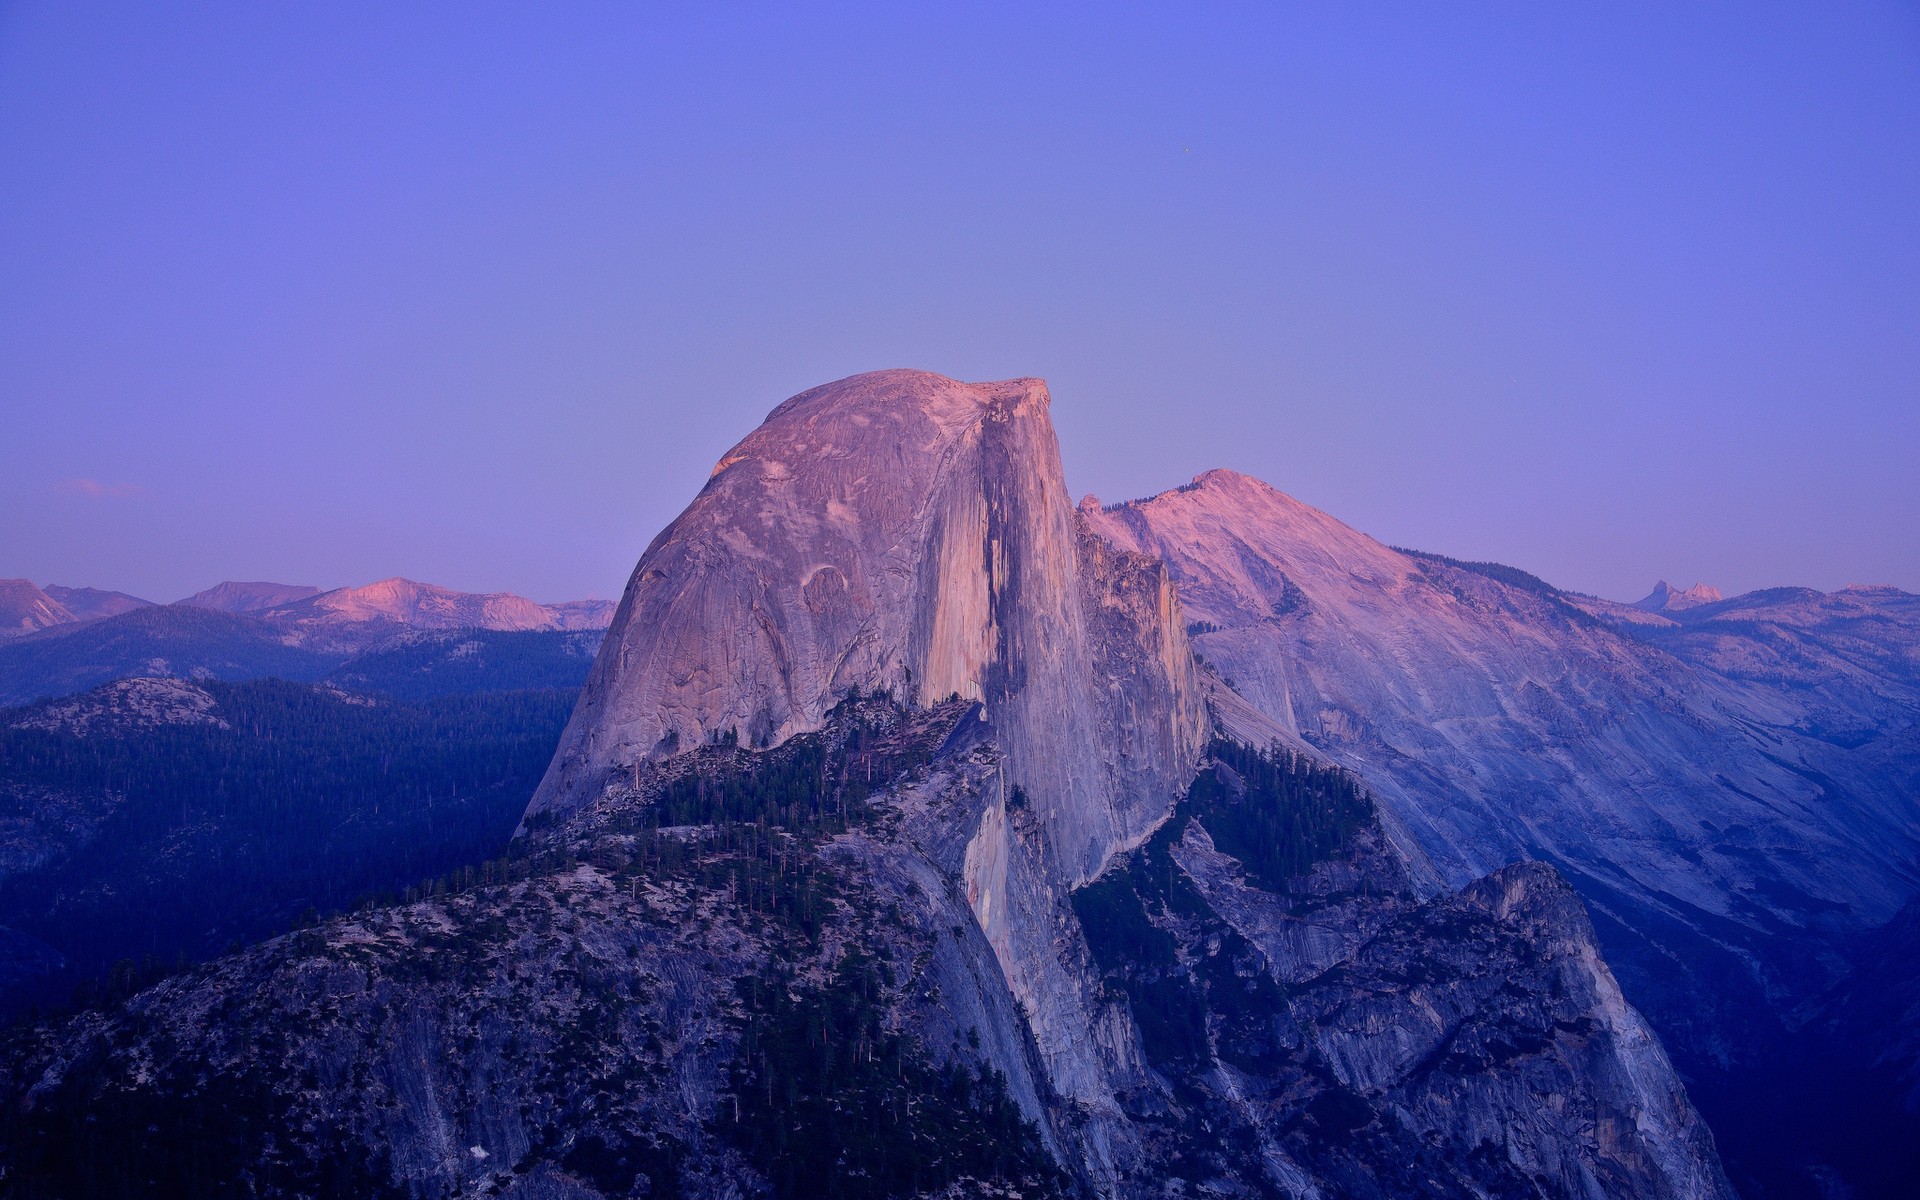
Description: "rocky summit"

(532, 370), (1208, 888)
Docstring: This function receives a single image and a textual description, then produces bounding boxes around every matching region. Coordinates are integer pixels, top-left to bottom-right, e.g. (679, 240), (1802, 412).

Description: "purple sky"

(2, 3), (1916, 605)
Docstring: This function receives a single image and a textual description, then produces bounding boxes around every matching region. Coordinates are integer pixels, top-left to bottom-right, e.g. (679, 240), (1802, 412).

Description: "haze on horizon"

(2, 3), (1915, 605)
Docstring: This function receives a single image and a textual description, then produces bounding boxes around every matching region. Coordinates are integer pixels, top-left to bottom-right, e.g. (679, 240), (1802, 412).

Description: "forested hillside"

(0, 678), (576, 1013)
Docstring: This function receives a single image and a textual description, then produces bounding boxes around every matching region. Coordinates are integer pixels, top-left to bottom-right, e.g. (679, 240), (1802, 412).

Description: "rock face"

(1081, 469), (1920, 946)
(532, 370), (1207, 885)
(510, 372), (1726, 1195)
(7, 677), (228, 736)
(1082, 469), (1920, 1192)
(0, 581), (73, 640)
(1086, 772), (1731, 1200)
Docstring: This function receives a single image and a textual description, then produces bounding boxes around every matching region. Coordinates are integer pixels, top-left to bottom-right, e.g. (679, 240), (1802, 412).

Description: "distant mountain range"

(0, 578), (616, 704)
(176, 580), (321, 613)
(1, 576), (613, 639)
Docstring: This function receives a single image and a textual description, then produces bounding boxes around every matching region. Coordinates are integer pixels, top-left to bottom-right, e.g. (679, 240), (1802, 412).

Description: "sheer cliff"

(530, 369), (1208, 886)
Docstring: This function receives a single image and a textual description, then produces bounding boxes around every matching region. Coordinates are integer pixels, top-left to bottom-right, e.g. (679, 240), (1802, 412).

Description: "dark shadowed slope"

(40, 586), (151, 622)
(0, 676), (577, 1013)
(175, 580), (322, 613)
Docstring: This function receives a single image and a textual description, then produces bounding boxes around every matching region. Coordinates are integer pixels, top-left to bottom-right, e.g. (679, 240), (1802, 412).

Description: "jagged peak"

(1634, 580), (1722, 612)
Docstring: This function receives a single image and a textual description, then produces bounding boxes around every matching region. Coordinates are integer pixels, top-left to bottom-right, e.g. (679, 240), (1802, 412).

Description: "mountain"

(1082, 468), (1920, 1194)
(176, 580), (322, 613)
(272, 577), (556, 631)
(0, 371), (1730, 1198)
(1634, 580), (1723, 612)
(257, 578), (618, 652)
(533, 369), (1209, 888)
(0, 581), (619, 705)
(0, 581), (72, 640)
(40, 585), (151, 622)
(0, 605), (338, 706)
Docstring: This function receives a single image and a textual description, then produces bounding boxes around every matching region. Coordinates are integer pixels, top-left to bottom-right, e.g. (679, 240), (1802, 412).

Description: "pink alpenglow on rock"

(529, 369), (1208, 885)
(0, 579), (75, 639)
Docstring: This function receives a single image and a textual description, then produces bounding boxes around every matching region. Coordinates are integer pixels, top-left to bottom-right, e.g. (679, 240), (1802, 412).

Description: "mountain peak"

(1634, 580), (1722, 612)
(1188, 466), (1261, 489)
(533, 368), (1206, 884)
(43, 585), (152, 621)
(0, 579), (74, 639)
(1084, 469), (1414, 627)
(278, 577), (560, 635)
(177, 581), (322, 613)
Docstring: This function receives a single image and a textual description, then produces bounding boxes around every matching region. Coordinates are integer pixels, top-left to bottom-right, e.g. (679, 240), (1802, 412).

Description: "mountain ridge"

(1083, 463), (1920, 1194)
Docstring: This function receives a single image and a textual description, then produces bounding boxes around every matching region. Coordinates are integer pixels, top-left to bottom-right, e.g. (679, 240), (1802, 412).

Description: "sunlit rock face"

(530, 369), (1208, 884)
(0, 580), (73, 640)
(1082, 469), (1920, 1066)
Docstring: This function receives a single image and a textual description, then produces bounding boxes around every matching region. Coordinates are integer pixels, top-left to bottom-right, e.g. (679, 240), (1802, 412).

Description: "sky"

(1, 2), (1916, 605)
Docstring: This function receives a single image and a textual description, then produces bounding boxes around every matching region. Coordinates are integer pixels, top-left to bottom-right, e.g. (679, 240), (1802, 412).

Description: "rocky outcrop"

(7, 677), (227, 736)
(1095, 771), (1733, 1200)
(531, 370), (1207, 886)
